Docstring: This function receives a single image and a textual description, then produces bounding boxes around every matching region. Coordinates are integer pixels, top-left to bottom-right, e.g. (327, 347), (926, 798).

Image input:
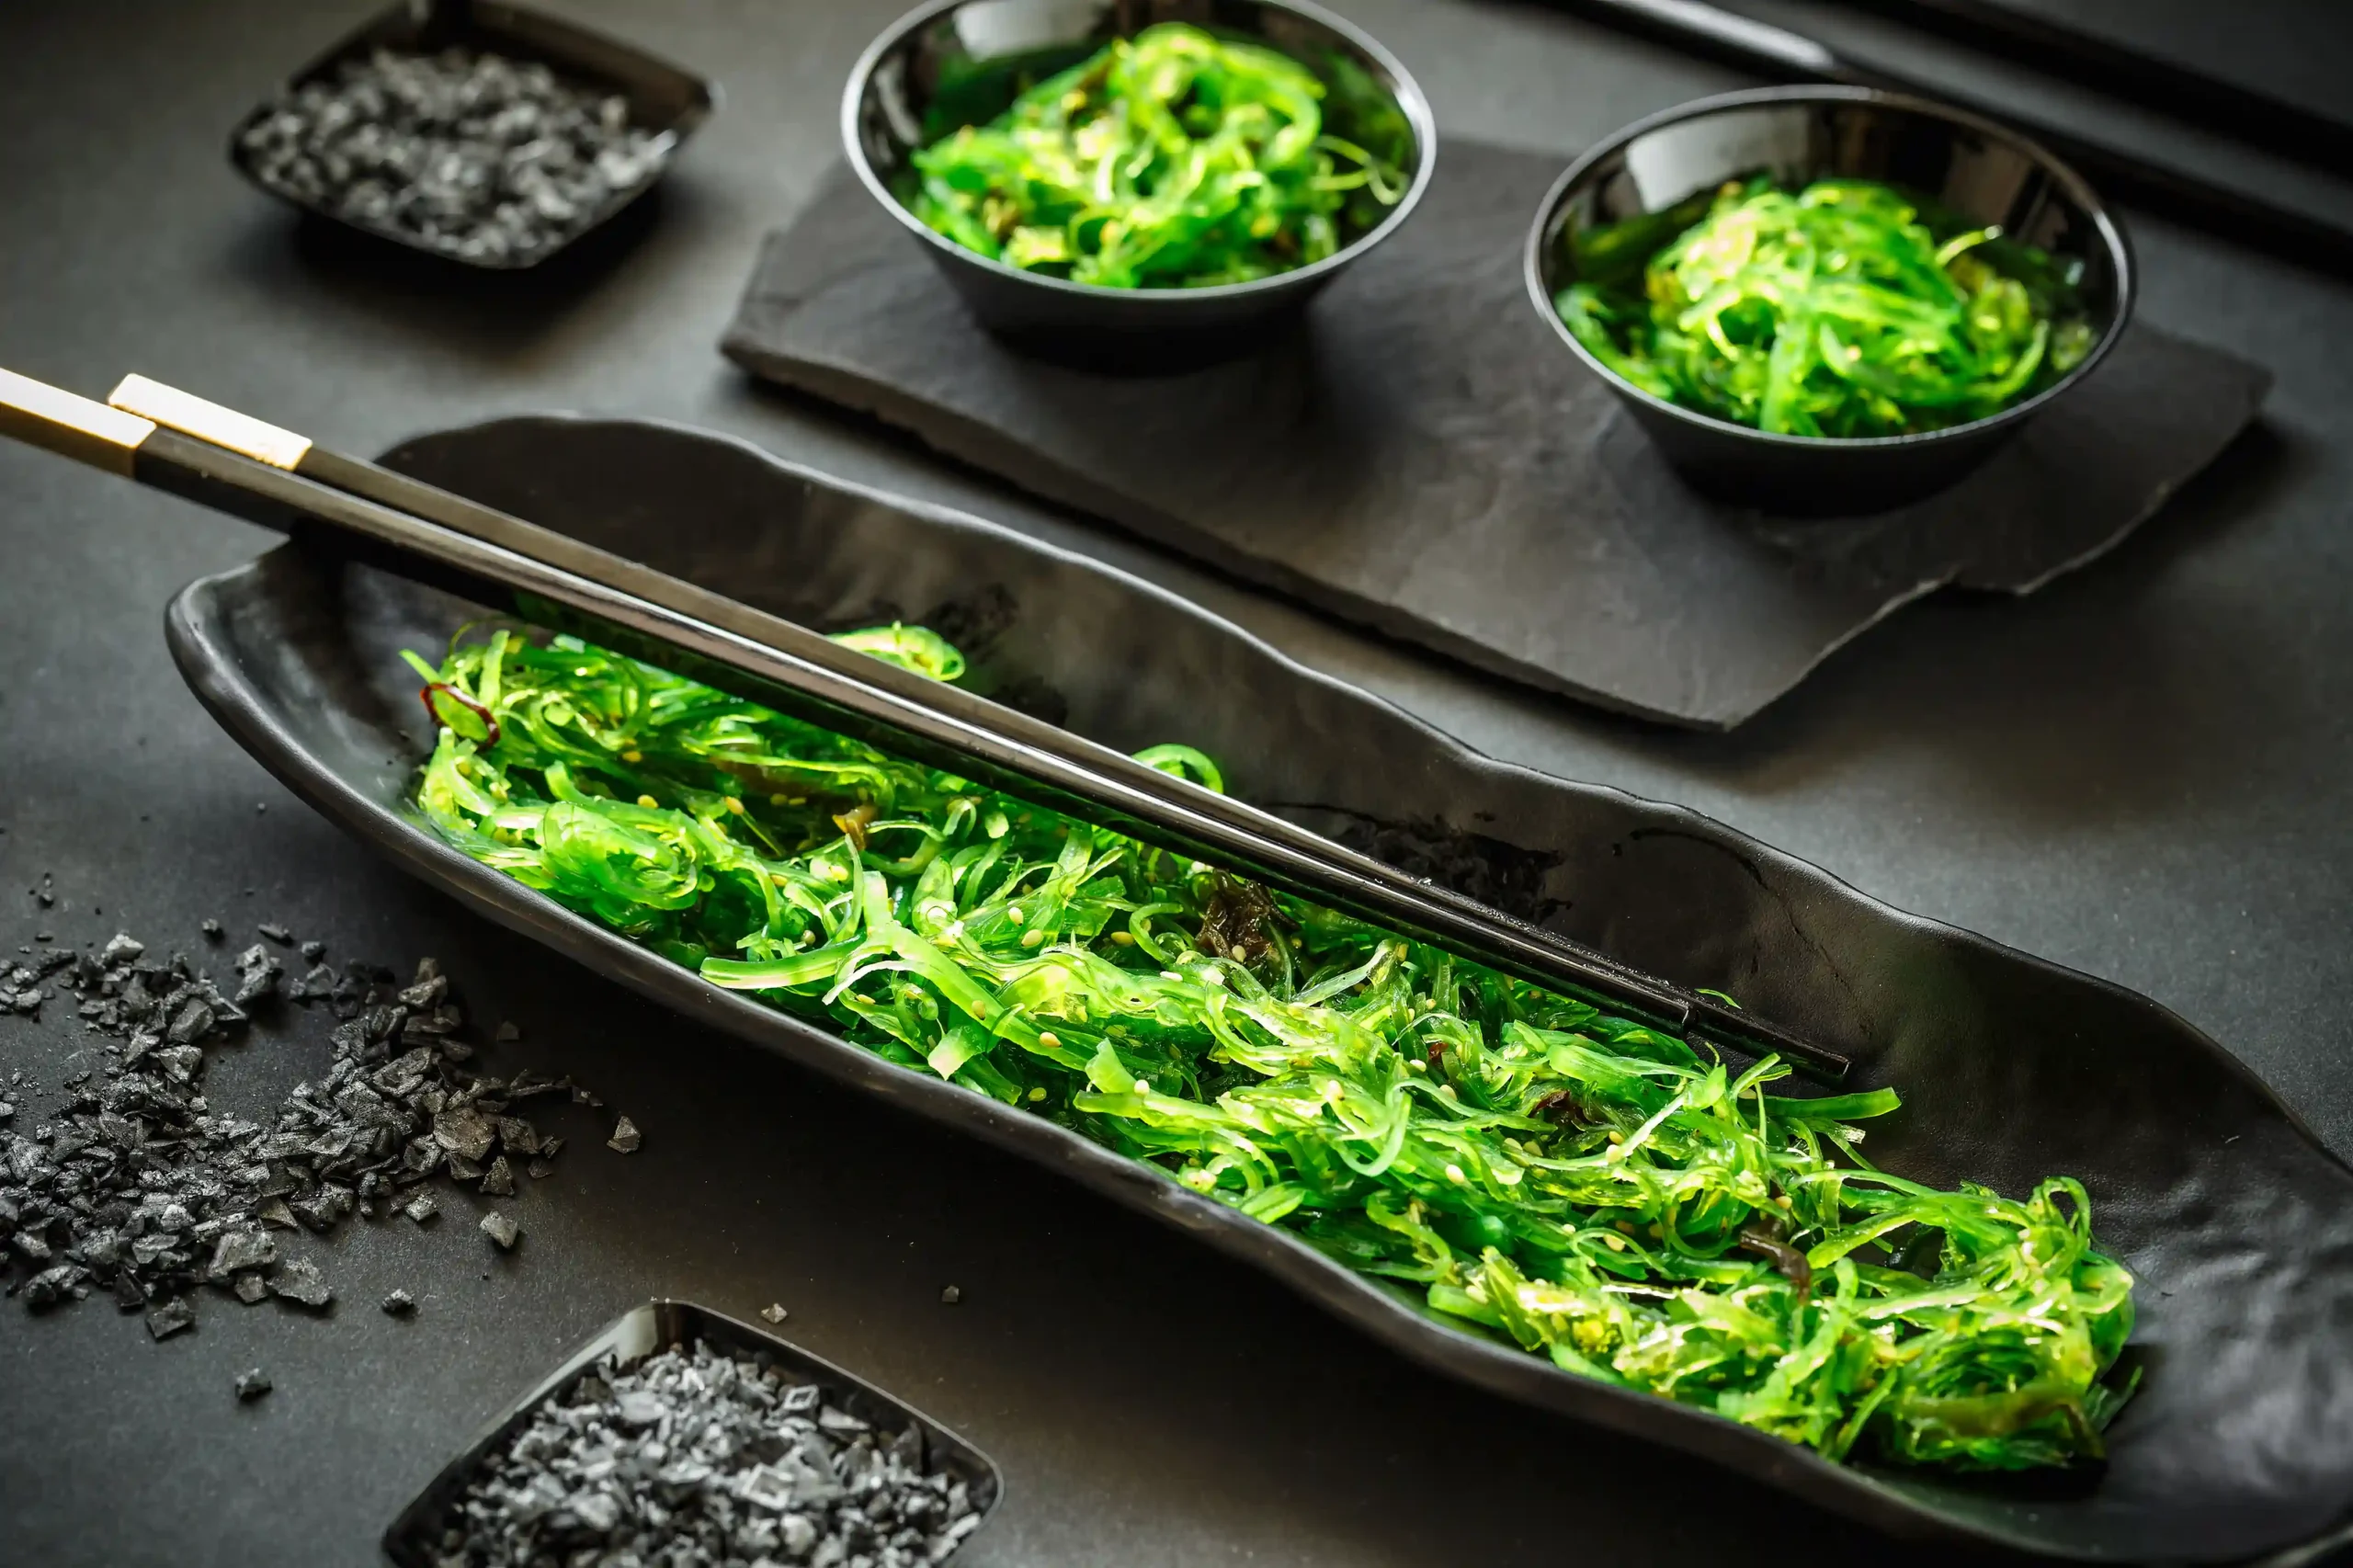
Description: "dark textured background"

(1, 3), (2349, 1565)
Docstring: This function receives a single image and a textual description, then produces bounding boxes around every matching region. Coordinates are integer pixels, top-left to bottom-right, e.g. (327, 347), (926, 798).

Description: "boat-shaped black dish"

(164, 415), (2353, 1563)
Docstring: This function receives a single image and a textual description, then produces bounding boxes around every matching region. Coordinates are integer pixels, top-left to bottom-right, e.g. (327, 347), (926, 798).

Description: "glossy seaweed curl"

(1557, 177), (2097, 438)
(904, 22), (1408, 289)
(405, 625), (2137, 1470)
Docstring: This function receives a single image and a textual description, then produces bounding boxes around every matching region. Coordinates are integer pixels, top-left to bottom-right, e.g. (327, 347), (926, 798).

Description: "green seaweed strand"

(404, 623), (2136, 1470)
(1557, 177), (2097, 437)
(907, 22), (1407, 289)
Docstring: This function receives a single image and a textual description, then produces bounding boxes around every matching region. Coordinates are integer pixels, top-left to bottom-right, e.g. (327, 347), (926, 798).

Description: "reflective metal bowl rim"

(839, 0), (1438, 304)
(1521, 84), (2138, 453)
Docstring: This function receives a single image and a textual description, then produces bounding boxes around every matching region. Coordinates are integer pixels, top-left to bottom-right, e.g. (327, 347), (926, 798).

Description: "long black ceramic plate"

(163, 416), (2353, 1563)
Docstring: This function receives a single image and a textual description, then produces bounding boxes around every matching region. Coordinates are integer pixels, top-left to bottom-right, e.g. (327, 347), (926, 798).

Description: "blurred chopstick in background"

(1532, 0), (2353, 272)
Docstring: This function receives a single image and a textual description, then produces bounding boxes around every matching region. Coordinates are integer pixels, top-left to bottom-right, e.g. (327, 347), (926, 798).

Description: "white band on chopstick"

(108, 373), (313, 471)
(0, 367), (156, 476)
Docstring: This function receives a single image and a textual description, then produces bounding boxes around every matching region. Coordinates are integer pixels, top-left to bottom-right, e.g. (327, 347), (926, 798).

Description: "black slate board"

(721, 142), (2271, 730)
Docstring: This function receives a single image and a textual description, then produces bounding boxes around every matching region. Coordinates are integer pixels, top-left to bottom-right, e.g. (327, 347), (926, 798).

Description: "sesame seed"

(621, 749), (642, 763)
(635, 794), (658, 809)
(1037, 1030), (1061, 1049)
(1027, 1087), (1046, 1102)
(723, 796), (745, 814)
(1019, 928), (1046, 948)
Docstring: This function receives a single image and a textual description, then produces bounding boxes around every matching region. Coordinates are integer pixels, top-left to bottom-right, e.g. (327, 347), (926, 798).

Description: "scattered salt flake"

(480, 1210), (522, 1250)
(209, 1227), (275, 1278)
(759, 1303), (789, 1324)
(234, 1367), (272, 1401)
(606, 1116), (642, 1154)
(270, 1257), (333, 1309)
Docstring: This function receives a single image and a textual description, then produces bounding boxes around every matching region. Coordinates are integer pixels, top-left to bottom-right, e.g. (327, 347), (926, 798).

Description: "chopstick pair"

(1840, 0), (2353, 172)
(0, 366), (1851, 1080)
(1540, 0), (2353, 274)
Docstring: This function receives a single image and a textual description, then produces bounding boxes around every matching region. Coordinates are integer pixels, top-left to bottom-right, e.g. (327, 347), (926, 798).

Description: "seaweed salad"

(1556, 176), (2096, 437)
(904, 22), (1411, 288)
(404, 624), (2137, 1471)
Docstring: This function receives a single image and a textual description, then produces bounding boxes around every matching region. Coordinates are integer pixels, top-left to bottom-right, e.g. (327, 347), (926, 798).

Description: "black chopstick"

(1836, 0), (2353, 172)
(1537, 0), (2353, 274)
(0, 367), (1852, 1078)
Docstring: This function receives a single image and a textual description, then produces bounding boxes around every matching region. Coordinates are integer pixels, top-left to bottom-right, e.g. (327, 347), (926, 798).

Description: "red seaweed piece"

(420, 683), (499, 747)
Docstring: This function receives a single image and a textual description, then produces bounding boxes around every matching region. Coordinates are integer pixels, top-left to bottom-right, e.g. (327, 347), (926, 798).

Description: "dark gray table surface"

(2, 4), (2348, 1565)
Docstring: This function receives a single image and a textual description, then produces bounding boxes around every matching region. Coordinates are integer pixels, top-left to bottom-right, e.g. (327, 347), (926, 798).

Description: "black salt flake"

(270, 1257), (333, 1309)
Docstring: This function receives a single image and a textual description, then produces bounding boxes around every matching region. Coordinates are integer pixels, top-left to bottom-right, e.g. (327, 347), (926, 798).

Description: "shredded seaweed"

(905, 22), (1409, 289)
(404, 623), (2136, 1469)
(1556, 176), (2097, 437)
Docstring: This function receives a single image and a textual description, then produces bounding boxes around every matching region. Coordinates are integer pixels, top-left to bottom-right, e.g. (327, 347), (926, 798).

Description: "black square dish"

(227, 0), (715, 268)
(380, 1299), (1002, 1564)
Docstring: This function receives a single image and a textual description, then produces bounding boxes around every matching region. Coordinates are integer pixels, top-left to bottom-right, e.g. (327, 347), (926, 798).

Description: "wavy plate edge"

(158, 413), (2353, 1564)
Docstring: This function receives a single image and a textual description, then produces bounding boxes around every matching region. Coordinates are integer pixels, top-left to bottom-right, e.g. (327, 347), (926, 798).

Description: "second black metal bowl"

(1527, 86), (2134, 515)
(841, 0), (1436, 371)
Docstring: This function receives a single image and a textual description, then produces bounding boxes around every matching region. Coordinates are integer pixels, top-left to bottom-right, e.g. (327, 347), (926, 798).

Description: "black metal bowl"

(228, 0), (716, 270)
(841, 0), (1436, 371)
(1526, 86), (2135, 515)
